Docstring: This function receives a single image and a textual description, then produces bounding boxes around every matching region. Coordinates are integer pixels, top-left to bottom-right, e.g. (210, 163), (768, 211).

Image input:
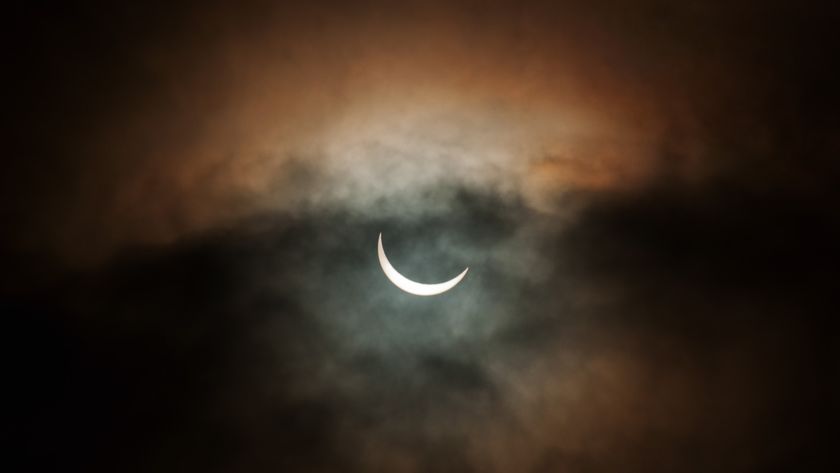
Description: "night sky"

(4, 1), (838, 472)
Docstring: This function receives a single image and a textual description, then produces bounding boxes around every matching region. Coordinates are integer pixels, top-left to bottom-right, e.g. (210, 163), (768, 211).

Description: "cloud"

(3, 1), (836, 471)
(6, 177), (833, 471)
(6, 0), (694, 265)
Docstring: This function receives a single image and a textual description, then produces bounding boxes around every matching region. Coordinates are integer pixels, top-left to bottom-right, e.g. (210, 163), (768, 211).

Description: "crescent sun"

(377, 233), (469, 296)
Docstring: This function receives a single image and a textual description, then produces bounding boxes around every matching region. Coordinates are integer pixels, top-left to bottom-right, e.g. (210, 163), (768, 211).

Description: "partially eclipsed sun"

(377, 233), (468, 296)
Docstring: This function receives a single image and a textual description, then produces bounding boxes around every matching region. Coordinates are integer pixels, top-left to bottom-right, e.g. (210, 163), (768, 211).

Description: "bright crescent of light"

(378, 233), (469, 296)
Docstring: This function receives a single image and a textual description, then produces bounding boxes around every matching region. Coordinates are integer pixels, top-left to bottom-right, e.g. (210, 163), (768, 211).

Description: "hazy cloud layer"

(11, 0), (836, 264)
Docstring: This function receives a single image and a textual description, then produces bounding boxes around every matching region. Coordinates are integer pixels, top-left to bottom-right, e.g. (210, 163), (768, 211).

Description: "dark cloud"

(5, 179), (835, 471)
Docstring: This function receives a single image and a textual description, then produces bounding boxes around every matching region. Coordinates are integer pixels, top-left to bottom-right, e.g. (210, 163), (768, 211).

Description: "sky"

(3, 1), (838, 472)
